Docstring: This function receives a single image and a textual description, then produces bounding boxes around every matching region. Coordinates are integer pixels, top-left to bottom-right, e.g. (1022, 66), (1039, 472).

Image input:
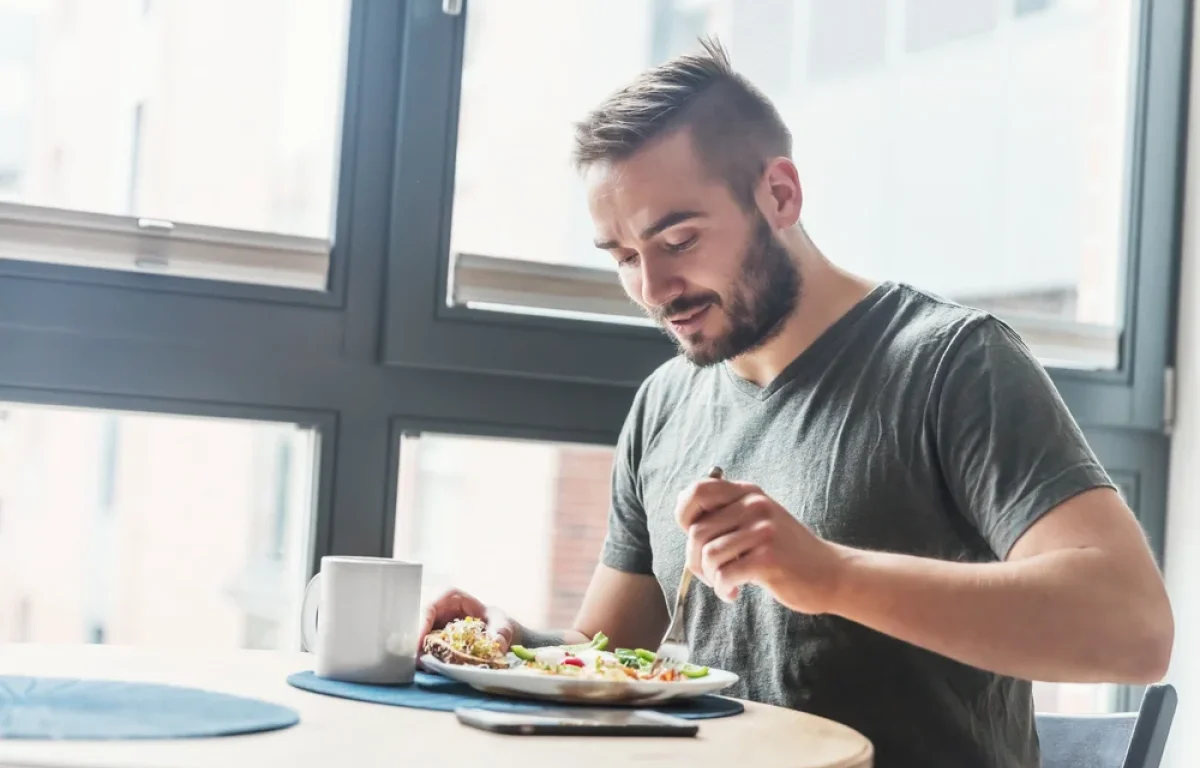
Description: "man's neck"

(727, 240), (876, 388)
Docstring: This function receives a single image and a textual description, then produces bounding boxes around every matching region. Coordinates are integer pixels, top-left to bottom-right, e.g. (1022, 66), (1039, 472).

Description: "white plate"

(420, 654), (739, 705)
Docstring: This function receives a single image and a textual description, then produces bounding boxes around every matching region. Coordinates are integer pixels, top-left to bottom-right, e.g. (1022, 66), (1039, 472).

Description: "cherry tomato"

(561, 657), (585, 668)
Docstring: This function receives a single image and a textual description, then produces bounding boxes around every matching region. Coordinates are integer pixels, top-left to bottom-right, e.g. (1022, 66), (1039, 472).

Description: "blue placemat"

(287, 670), (743, 720)
(0, 676), (300, 740)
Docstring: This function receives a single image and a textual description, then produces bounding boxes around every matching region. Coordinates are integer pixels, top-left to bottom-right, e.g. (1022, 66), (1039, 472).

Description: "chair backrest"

(1036, 684), (1177, 768)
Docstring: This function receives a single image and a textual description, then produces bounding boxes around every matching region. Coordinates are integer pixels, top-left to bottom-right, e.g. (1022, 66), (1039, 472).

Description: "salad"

(509, 633), (710, 682)
(424, 619), (710, 681)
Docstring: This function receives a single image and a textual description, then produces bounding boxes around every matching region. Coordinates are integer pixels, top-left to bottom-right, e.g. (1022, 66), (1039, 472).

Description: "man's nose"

(640, 257), (684, 310)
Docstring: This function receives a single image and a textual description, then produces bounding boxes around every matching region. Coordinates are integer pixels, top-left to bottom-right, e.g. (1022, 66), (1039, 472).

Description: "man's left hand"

(675, 477), (848, 612)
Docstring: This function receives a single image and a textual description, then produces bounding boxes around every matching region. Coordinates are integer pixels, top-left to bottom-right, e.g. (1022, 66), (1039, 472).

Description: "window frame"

(382, 0), (1190, 432)
(0, 203), (332, 293)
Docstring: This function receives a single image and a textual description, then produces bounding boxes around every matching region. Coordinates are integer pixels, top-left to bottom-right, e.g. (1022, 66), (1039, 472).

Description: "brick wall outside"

(547, 446), (615, 628)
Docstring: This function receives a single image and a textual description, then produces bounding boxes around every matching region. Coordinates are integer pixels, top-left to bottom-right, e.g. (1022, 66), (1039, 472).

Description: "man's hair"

(572, 38), (792, 210)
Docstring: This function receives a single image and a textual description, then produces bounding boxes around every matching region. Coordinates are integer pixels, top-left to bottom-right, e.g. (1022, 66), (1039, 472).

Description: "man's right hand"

(418, 588), (518, 652)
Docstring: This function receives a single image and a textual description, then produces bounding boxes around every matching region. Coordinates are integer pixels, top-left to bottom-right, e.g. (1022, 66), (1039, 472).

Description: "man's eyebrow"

(593, 210), (705, 251)
(641, 210), (704, 240)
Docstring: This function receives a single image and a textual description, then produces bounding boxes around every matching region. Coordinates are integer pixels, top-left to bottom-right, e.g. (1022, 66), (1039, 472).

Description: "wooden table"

(0, 644), (872, 768)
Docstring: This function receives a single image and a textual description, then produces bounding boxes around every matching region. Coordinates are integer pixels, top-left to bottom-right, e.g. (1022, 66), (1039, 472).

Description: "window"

(904, 0), (999, 53)
(442, 0), (1138, 371)
(1033, 682), (1117, 714)
(0, 0), (351, 290)
(1015, 0), (1054, 17)
(651, 0), (714, 63)
(0, 402), (317, 651)
(394, 433), (614, 629)
(807, 0), (888, 81)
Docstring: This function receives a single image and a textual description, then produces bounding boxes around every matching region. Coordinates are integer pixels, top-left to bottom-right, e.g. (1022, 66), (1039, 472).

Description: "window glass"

(0, 402), (317, 650)
(394, 433), (614, 629)
(0, 0), (349, 236)
(0, 0), (350, 289)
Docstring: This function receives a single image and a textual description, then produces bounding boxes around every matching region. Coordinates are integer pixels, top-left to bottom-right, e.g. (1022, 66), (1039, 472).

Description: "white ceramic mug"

(300, 556), (423, 685)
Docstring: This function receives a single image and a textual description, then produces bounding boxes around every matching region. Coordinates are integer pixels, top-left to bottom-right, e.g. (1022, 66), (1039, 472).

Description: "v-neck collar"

(721, 281), (896, 402)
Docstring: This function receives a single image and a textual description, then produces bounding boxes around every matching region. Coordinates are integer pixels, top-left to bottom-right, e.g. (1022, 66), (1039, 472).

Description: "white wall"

(1160, 7), (1200, 765)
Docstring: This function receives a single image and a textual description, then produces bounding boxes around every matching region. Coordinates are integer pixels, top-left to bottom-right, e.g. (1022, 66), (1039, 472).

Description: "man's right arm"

(515, 564), (668, 650)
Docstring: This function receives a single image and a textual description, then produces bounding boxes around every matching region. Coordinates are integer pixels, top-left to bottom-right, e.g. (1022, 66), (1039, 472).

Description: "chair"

(1036, 683), (1177, 768)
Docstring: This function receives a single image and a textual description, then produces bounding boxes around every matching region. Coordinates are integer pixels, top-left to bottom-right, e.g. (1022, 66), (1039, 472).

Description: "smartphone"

(455, 707), (699, 737)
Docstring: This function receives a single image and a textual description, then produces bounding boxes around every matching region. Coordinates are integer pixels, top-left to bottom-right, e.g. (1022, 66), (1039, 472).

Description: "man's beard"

(653, 215), (801, 367)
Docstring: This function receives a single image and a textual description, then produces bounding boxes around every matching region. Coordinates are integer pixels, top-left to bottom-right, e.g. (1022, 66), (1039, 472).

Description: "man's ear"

(758, 157), (803, 229)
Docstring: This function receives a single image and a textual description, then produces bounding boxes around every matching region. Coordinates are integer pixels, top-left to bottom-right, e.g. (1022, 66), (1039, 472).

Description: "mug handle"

(300, 572), (322, 653)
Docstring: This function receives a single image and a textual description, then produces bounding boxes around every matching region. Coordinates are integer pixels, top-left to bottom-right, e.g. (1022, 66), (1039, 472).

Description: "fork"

(650, 465), (725, 675)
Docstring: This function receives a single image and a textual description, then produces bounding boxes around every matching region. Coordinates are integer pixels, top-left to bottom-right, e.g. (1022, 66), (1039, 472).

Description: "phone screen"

(455, 707), (698, 736)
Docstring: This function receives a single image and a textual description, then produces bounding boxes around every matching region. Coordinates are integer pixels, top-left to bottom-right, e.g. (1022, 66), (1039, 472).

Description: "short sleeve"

(933, 318), (1115, 559)
(600, 385), (654, 575)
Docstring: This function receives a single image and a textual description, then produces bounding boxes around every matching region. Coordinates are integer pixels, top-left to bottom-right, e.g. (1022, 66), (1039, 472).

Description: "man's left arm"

(830, 485), (1173, 683)
(681, 319), (1173, 684)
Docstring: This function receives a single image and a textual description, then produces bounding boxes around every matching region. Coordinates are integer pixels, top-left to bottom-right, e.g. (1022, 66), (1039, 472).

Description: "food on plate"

(509, 635), (710, 682)
(424, 621), (712, 682)
(508, 630), (609, 662)
(422, 617), (509, 669)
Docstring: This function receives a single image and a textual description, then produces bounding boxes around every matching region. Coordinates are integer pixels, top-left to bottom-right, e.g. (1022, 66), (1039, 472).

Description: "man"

(419, 41), (1173, 766)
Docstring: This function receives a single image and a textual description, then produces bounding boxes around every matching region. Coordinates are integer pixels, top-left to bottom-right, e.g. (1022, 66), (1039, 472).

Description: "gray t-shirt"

(601, 282), (1113, 768)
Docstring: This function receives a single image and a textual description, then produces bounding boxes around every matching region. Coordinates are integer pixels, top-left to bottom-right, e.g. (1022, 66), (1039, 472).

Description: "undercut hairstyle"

(572, 38), (792, 210)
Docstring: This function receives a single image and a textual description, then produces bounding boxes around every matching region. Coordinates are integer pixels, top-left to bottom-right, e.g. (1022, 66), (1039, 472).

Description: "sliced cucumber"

(561, 631), (608, 653)
(617, 648), (708, 677)
(513, 632), (610, 660)
(509, 645), (537, 662)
